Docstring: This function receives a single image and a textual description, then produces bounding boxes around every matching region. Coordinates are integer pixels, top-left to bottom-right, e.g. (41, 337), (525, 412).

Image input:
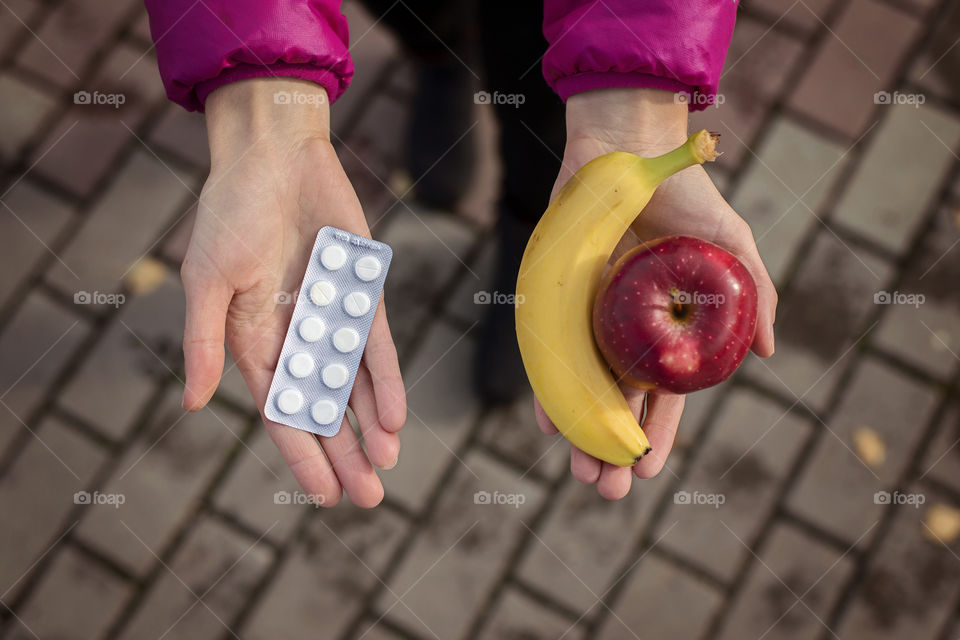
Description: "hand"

(535, 88), (777, 500)
(180, 79), (406, 508)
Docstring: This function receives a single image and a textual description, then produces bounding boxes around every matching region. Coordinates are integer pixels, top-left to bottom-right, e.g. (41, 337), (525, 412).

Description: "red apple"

(593, 236), (758, 394)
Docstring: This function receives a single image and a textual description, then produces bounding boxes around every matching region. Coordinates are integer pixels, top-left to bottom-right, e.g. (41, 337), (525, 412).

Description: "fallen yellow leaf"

(852, 426), (886, 468)
(923, 503), (960, 544)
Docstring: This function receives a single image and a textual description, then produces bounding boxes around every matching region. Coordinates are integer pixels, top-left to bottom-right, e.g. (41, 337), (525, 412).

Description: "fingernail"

(384, 455), (399, 470)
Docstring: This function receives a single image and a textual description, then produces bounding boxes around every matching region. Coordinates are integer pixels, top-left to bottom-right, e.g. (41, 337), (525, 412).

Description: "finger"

(350, 364), (400, 469)
(634, 392), (685, 479)
(570, 444), (602, 484)
(736, 244), (777, 358)
(319, 419), (385, 509)
(534, 397), (559, 435)
(597, 462), (633, 500)
(363, 297), (406, 433)
(181, 269), (233, 411)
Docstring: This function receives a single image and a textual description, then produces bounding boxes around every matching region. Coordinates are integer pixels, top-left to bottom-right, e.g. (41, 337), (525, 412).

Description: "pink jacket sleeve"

(144, 0), (353, 112)
(542, 0), (737, 110)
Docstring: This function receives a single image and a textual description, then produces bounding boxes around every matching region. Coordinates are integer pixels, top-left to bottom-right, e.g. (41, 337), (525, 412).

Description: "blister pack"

(264, 226), (392, 437)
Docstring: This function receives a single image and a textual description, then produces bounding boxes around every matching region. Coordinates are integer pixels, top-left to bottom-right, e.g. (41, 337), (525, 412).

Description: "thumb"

(181, 268), (232, 410)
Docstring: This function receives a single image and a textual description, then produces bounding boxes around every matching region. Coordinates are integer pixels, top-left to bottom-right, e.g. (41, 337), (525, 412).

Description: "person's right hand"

(180, 78), (406, 508)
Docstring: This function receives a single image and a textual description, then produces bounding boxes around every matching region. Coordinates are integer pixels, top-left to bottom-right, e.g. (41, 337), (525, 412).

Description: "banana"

(515, 131), (719, 466)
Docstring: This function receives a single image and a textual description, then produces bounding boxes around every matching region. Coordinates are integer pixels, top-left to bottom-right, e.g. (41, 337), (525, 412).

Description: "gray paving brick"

(46, 150), (195, 298)
(445, 235), (495, 326)
(119, 516), (272, 640)
(672, 381), (728, 455)
(909, 7), (960, 104)
(0, 181), (73, 309)
(835, 484), (960, 639)
(655, 389), (810, 581)
(244, 507), (407, 640)
(377, 451), (543, 640)
(750, 0), (837, 32)
(788, 357), (938, 545)
(0, 0), (40, 54)
(74, 388), (241, 575)
(920, 401), (960, 494)
(715, 523), (855, 640)
(517, 460), (676, 612)
(744, 231), (892, 411)
(149, 105), (209, 168)
(478, 588), (583, 640)
(90, 43), (165, 126)
(596, 554), (722, 640)
(0, 417), (106, 602)
(477, 391), (568, 481)
(212, 427), (301, 544)
(7, 545), (130, 640)
(0, 73), (57, 163)
(730, 118), (848, 283)
(379, 320), (480, 511)
(833, 103), (960, 253)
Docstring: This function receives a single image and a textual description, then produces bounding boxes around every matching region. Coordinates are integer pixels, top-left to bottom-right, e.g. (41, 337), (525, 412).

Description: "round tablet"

(354, 255), (382, 281)
(343, 291), (371, 317)
(276, 388), (304, 414)
(287, 352), (314, 378)
(311, 399), (338, 425)
(309, 281), (336, 306)
(322, 363), (349, 389)
(320, 245), (347, 270)
(298, 316), (325, 342)
(333, 327), (361, 353)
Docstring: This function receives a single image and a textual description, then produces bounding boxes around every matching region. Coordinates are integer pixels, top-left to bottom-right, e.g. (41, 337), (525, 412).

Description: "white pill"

(343, 291), (371, 317)
(320, 245), (347, 270)
(332, 327), (361, 353)
(287, 352), (314, 378)
(322, 363), (349, 389)
(354, 255), (382, 281)
(309, 280), (336, 306)
(276, 388), (304, 414)
(298, 316), (325, 342)
(311, 399), (338, 425)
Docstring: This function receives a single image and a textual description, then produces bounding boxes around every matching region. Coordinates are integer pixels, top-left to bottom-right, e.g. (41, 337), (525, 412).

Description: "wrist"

(565, 88), (688, 155)
(205, 78), (331, 168)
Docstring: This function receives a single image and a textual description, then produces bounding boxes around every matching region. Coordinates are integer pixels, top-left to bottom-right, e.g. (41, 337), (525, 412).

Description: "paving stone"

(750, 0), (837, 32)
(90, 43), (165, 123)
(158, 201), (195, 265)
(478, 587), (583, 640)
(350, 94), (410, 171)
(74, 388), (241, 575)
(444, 233), (495, 326)
(0, 180), (73, 309)
(216, 352), (258, 414)
(353, 620), (407, 640)
(596, 554), (722, 640)
(119, 516), (272, 640)
(922, 401), (960, 495)
(908, 3), (960, 104)
(58, 270), (183, 440)
(730, 117), (848, 283)
(715, 523), (854, 640)
(788, 357), (938, 544)
(379, 320), (480, 511)
(0, 0), (40, 57)
(655, 388), (810, 581)
(149, 105), (209, 168)
(672, 381), (729, 455)
(0, 293), (87, 453)
(0, 417), (106, 602)
(16, 0), (137, 87)
(517, 460), (676, 612)
(129, 7), (152, 43)
(244, 506), (407, 640)
(789, 0), (921, 138)
(378, 451), (543, 639)
(46, 150), (195, 298)
(477, 390), (568, 481)
(744, 231), (892, 411)
(833, 103), (960, 254)
(0, 72), (57, 164)
(213, 427), (302, 544)
(690, 17), (805, 169)
(835, 484), (960, 639)
(7, 545), (130, 640)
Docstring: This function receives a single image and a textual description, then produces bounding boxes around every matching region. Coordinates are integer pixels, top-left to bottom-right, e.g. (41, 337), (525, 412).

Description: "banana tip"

(634, 446), (653, 465)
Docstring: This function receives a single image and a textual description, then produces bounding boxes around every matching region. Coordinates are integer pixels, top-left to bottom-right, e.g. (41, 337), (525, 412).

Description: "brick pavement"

(0, 0), (959, 639)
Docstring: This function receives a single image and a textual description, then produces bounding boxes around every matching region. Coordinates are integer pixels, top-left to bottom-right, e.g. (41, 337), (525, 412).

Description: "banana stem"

(641, 130), (720, 185)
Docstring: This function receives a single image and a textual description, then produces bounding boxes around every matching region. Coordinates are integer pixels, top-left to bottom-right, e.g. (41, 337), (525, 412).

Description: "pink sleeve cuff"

(553, 71), (695, 106)
(195, 63), (346, 109)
